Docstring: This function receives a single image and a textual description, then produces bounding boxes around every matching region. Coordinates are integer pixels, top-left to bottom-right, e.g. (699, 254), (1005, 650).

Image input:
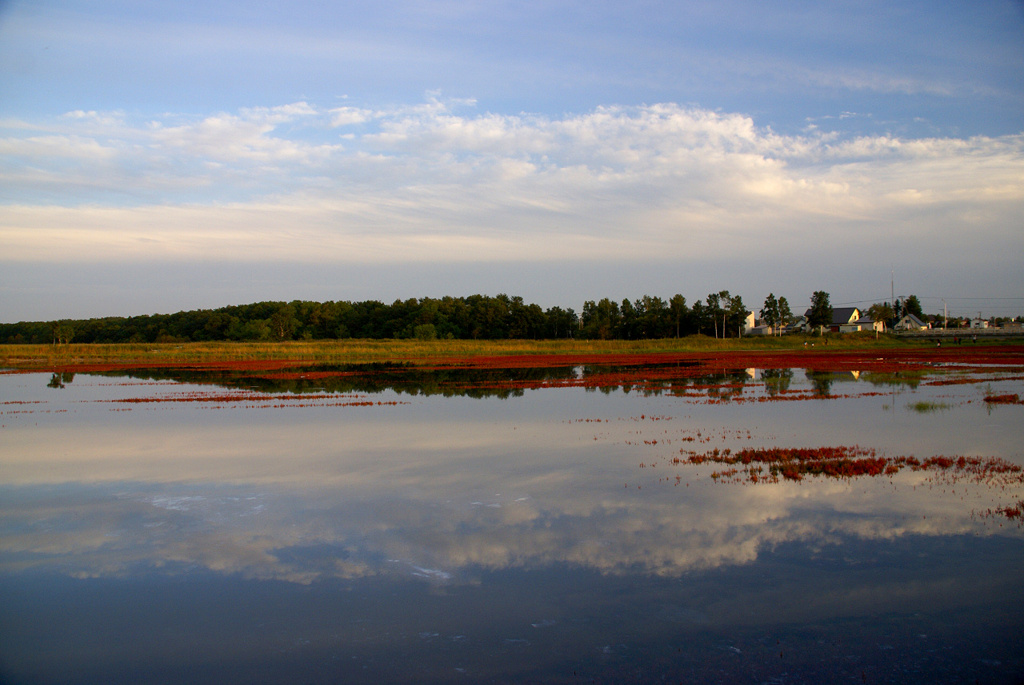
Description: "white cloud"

(329, 106), (375, 127)
(1, 100), (1022, 270)
(0, 134), (119, 160)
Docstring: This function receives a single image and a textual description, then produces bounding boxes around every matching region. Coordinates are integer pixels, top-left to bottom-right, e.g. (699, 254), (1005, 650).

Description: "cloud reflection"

(1, 468), (1017, 585)
(2, 370), (1022, 584)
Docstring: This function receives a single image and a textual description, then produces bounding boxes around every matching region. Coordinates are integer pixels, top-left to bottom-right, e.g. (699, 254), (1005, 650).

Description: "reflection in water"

(83, 361), (940, 399)
(2, 359), (1024, 684)
(2, 467), (1019, 585)
(804, 369), (853, 396)
(46, 371), (75, 389)
(93, 364), (583, 399)
(761, 367), (793, 395)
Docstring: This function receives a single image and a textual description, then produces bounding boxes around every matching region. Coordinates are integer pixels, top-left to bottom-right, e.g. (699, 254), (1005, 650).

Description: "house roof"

(833, 307), (860, 325)
(803, 306), (860, 325)
(897, 314), (928, 328)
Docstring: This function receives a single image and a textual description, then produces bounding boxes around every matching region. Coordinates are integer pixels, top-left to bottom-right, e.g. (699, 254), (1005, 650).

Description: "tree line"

(0, 291), (760, 344)
(1, 290), (965, 345)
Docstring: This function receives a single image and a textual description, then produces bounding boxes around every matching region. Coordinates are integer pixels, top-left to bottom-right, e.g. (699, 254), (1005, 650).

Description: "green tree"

(227, 318), (270, 341)
(867, 303), (894, 330)
(473, 294), (510, 339)
(50, 320), (74, 345)
(269, 304), (298, 340)
(669, 294), (688, 338)
(618, 299), (638, 339)
(725, 293), (748, 337)
(706, 291), (728, 338)
(761, 293), (779, 332)
(413, 323), (438, 341)
(690, 300), (709, 337)
(807, 291), (833, 334)
(436, 296), (468, 339)
(902, 294), (924, 320)
(777, 296), (792, 335)
(580, 298), (620, 340)
(544, 306), (577, 338)
(630, 295), (667, 339)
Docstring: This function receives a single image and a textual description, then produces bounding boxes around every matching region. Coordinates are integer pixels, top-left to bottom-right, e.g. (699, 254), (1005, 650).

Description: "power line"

(919, 297), (1024, 301)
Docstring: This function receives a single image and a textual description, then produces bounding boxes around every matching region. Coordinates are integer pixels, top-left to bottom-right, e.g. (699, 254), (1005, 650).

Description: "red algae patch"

(984, 393), (1023, 405)
(996, 500), (1024, 520)
(422, 346), (1024, 375)
(24, 345), (1024, 378)
(96, 390), (407, 409)
(26, 359), (310, 375)
(672, 446), (1023, 485)
(669, 445), (1024, 524)
(978, 499), (1024, 527)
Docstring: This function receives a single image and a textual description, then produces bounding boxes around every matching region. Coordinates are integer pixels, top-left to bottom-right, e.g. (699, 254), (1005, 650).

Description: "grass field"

(0, 332), (961, 370)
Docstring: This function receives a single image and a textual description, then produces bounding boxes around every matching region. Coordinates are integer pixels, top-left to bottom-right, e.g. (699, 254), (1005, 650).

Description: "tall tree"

(717, 290), (732, 338)
(633, 295), (669, 339)
(705, 292), (721, 338)
(867, 303), (894, 330)
(50, 320), (74, 345)
(690, 300), (708, 337)
(544, 306), (577, 339)
(777, 296), (792, 336)
(725, 293), (747, 337)
(902, 295), (924, 320)
(762, 293), (779, 332)
(580, 298), (620, 340)
(669, 294), (688, 338)
(807, 291), (833, 334)
(269, 304), (298, 340)
(619, 299), (638, 339)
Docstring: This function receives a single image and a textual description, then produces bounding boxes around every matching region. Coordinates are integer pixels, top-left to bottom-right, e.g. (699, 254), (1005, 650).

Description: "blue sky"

(2, 0), (1023, 322)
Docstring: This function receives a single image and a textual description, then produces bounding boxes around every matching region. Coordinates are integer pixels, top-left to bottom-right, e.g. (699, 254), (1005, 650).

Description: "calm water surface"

(1, 362), (1022, 684)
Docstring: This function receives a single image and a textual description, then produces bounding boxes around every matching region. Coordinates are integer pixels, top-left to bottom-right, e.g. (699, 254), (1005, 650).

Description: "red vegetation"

(978, 499), (1024, 526)
(998, 501), (1024, 520)
(420, 347), (1024, 376)
(11, 346), (1022, 405)
(984, 393), (1023, 405)
(672, 446), (1024, 485)
(98, 391), (406, 409)
(27, 345), (1024, 380)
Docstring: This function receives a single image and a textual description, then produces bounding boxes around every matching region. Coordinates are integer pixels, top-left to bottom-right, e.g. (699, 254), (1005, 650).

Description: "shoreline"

(4, 338), (1022, 375)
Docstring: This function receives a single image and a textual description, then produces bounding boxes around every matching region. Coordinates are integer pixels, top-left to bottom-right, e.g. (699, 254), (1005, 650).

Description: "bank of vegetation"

(2, 293), (750, 345)
(0, 333), (948, 371)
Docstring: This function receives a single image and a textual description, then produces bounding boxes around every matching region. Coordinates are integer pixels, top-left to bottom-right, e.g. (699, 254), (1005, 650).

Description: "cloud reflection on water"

(1, 368), (1022, 586)
(1, 471), (1017, 585)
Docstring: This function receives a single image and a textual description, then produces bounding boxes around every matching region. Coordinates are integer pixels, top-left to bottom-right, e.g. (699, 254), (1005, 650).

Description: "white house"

(840, 316), (884, 333)
(802, 307), (861, 333)
(895, 314), (929, 330)
(743, 311), (756, 334)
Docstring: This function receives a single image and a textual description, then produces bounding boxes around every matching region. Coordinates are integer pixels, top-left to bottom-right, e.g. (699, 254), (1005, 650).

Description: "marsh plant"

(907, 400), (952, 413)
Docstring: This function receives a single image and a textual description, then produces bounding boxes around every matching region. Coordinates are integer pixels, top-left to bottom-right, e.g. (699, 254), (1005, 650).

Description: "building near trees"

(895, 314), (930, 331)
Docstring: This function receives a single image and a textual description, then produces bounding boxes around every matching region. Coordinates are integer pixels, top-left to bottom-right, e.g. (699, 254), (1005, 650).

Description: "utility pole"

(890, 268), (895, 330)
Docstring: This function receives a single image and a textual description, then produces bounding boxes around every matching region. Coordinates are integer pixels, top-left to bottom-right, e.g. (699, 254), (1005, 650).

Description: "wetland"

(2, 345), (1023, 683)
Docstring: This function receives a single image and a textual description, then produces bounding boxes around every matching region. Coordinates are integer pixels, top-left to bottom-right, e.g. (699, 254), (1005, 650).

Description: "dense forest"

(0, 292), (754, 344)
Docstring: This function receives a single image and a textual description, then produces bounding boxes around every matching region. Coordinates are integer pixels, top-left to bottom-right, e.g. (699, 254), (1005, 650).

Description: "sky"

(1, 0), (1023, 322)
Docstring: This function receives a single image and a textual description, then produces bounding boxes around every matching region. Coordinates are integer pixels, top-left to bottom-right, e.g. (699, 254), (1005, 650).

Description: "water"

(1, 360), (1022, 683)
